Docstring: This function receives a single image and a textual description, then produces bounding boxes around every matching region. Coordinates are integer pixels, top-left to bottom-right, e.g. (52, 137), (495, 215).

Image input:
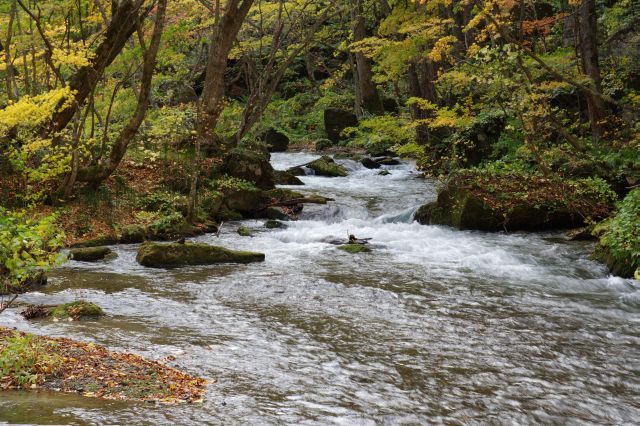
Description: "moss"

(119, 225), (146, 244)
(378, 169), (390, 176)
(51, 301), (104, 320)
(306, 156), (348, 177)
(237, 226), (252, 237)
(274, 170), (304, 185)
(69, 247), (113, 262)
(337, 244), (371, 253)
(265, 220), (285, 229)
(70, 235), (118, 248)
(419, 170), (616, 231)
(594, 189), (640, 278)
(136, 242), (265, 268)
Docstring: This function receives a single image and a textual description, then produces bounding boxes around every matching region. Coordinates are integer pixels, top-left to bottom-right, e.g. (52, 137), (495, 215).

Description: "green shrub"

(0, 209), (65, 296)
(597, 188), (640, 278)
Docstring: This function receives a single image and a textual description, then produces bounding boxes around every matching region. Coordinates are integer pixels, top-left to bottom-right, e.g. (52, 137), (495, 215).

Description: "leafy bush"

(345, 115), (414, 156)
(597, 188), (640, 278)
(0, 332), (61, 388)
(0, 209), (65, 296)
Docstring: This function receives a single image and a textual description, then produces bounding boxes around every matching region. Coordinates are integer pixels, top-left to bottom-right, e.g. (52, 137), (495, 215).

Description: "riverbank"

(0, 327), (207, 403)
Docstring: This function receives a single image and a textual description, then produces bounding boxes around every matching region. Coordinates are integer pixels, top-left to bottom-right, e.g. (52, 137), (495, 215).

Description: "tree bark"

(577, 0), (607, 143)
(350, 0), (383, 115)
(76, 0), (167, 185)
(187, 0), (255, 223)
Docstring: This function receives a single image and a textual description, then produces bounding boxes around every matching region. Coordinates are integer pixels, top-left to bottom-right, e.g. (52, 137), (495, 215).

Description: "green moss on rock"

(120, 225), (146, 244)
(306, 156), (348, 177)
(70, 247), (113, 262)
(51, 301), (104, 320)
(70, 235), (119, 248)
(337, 244), (371, 253)
(136, 242), (265, 268)
(416, 170), (615, 231)
(237, 226), (252, 237)
(265, 220), (285, 229)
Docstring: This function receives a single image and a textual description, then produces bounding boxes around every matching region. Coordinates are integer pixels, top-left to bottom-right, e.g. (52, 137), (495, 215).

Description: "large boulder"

(324, 108), (358, 143)
(70, 247), (113, 262)
(416, 171), (615, 232)
(274, 170), (304, 185)
(136, 242), (265, 268)
(262, 128), (289, 152)
(219, 148), (275, 190)
(306, 156), (348, 177)
(222, 188), (266, 214)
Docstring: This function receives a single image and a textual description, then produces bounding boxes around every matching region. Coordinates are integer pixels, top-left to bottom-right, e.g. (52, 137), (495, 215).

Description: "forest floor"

(0, 327), (208, 403)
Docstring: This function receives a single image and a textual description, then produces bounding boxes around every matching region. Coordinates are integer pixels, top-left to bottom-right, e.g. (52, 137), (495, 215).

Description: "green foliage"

(0, 332), (61, 388)
(598, 189), (640, 276)
(213, 175), (259, 192)
(345, 115), (414, 156)
(0, 209), (65, 295)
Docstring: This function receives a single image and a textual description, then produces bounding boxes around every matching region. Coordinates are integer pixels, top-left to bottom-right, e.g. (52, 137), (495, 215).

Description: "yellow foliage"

(0, 87), (75, 137)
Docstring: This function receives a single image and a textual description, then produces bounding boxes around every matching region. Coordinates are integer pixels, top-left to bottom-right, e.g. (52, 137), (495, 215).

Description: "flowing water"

(1, 152), (639, 425)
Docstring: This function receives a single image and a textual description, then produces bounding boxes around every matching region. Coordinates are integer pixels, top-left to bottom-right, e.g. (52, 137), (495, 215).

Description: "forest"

(0, 0), (639, 422)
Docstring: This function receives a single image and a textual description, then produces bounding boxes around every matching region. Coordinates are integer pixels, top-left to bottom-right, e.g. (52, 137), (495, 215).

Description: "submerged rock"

(136, 242), (265, 268)
(287, 166), (306, 176)
(337, 244), (371, 253)
(70, 246), (113, 262)
(378, 170), (391, 176)
(306, 156), (348, 177)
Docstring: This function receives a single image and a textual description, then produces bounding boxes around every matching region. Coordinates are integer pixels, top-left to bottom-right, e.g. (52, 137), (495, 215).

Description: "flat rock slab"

(70, 246), (113, 262)
(136, 242), (265, 268)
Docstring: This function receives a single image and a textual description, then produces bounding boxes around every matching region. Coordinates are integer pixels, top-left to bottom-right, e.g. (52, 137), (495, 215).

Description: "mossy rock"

(315, 138), (333, 151)
(222, 188), (266, 215)
(287, 166), (306, 176)
(237, 226), (252, 237)
(337, 244), (371, 253)
(219, 147), (275, 190)
(306, 156), (348, 177)
(334, 152), (363, 161)
(70, 246), (114, 262)
(136, 242), (265, 268)
(417, 171), (615, 232)
(378, 170), (390, 176)
(274, 170), (304, 185)
(120, 225), (146, 244)
(265, 220), (285, 229)
(361, 157), (381, 169)
(70, 235), (119, 248)
(51, 301), (104, 320)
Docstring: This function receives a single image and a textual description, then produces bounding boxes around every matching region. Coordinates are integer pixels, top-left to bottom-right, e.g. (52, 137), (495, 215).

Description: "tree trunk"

(49, 0), (150, 134)
(76, 0), (167, 185)
(578, 0), (607, 143)
(186, 0), (255, 223)
(350, 0), (383, 115)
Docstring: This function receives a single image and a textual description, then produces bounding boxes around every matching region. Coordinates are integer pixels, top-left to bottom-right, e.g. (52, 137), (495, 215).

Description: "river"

(1, 152), (639, 424)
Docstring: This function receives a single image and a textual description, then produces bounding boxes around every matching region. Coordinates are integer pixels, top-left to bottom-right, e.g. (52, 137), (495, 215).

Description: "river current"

(1, 152), (639, 425)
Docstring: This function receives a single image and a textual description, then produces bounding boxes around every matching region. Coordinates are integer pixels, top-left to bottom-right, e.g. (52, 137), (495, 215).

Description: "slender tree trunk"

(76, 0), (167, 185)
(350, 0), (383, 115)
(578, 0), (607, 143)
